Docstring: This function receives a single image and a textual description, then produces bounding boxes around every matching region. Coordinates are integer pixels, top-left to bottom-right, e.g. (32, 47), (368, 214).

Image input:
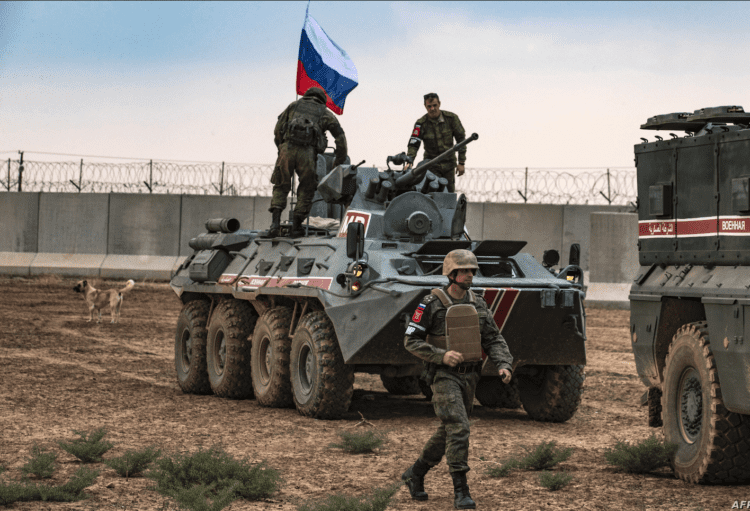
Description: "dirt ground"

(1, 275), (748, 511)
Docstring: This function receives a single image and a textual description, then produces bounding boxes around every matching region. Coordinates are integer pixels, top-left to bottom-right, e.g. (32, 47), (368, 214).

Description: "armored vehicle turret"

(170, 134), (587, 423)
(630, 106), (750, 484)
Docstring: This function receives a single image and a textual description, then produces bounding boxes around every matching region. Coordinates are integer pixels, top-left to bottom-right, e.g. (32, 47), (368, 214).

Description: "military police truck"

(631, 106), (750, 484)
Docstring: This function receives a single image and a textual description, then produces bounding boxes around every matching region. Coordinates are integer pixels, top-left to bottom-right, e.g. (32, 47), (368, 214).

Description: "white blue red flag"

(296, 9), (358, 115)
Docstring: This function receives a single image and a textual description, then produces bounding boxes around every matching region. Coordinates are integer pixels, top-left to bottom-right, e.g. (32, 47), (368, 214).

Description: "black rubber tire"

(475, 376), (522, 409)
(518, 364), (585, 423)
(206, 299), (257, 399)
(662, 321), (750, 484)
(419, 377), (433, 401)
(251, 307), (294, 408)
(290, 310), (354, 419)
(380, 375), (421, 395)
(174, 300), (212, 395)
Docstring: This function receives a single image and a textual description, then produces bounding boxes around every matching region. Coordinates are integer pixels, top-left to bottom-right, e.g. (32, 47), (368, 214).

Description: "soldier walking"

(401, 249), (514, 509)
(405, 92), (467, 193)
(266, 87), (348, 238)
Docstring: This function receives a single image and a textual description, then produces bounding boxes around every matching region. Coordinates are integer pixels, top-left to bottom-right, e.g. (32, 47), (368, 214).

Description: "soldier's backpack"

(286, 100), (327, 153)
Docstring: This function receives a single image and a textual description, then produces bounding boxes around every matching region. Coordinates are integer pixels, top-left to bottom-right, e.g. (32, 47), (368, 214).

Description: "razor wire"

(1, 157), (636, 205)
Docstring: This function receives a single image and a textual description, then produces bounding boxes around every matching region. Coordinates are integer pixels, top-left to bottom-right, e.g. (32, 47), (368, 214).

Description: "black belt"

(441, 362), (482, 375)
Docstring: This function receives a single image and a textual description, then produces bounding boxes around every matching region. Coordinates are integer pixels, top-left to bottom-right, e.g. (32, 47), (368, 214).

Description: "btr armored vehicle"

(631, 106), (750, 483)
(170, 134), (587, 423)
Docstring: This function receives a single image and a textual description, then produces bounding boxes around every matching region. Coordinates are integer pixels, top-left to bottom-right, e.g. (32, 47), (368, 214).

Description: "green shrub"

(58, 427), (114, 463)
(21, 444), (57, 479)
(0, 466), (99, 505)
(146, 445), (280, 511)
(604, 434), (678, 474)
(296, 482), (402, 511)
(539, 471), (573, 491)
(105, 446), (162, 478)
(328, 430), (387, 454)
(518, 441), (573, 471)
(485, 459), (520, 478)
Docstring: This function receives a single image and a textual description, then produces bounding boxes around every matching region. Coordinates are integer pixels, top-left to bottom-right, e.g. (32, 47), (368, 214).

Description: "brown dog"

(73, 279), (135, 323)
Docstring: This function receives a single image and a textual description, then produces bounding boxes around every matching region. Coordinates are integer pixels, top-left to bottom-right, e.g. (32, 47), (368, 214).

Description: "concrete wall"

(0, 192), (637, 286)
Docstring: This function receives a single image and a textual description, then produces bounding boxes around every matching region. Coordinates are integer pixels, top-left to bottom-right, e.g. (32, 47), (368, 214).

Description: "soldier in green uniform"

(405, 92), (467, 193)
(401, 249), (513, 510)
(266, 87), (348, 238)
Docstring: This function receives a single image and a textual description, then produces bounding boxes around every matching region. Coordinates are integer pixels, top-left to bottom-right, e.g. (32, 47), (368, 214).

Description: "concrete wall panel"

(590, 212), (639, 283)
(562, 205), (631, 271)
(0, 192), (39, 252)
(100, 255), (179, 280)
(38, 193), (109, 254)
(179, 195), (256, 255)
(481, 203), (564, 263)
(465, 202), (484, 240)
(30, 253), (104, 277)
(108, 194), (181, 256)
(0, 252), (36, 275)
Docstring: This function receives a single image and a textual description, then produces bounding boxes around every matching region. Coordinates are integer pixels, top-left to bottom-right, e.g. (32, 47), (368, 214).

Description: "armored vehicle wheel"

(206, 299), (257, 399)
(662, 322), (750, 483)
(251, 307), (294, 408)
(380, 375), (421, 395)
(475, 376), (521, 409)
(290, 311), (354, 419)
(419, 377), (433, 401)
(174, 300), (212, 394)
(518, 364), (584, 422)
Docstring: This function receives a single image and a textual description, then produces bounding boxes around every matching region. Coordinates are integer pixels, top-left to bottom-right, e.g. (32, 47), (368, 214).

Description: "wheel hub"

(213, 332), (226, 375)
(298, 344), (313, 396)
(678, 368), (703, 443)
(259, 336), (271, 385)
(181, 329), (192, 371)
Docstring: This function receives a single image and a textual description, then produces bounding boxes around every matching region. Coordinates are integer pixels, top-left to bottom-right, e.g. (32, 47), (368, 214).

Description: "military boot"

(451, 471), (476, 510)
(291, 214), (307, 237)
(401, 458), (430, 501)
(262, 208), (282, 238)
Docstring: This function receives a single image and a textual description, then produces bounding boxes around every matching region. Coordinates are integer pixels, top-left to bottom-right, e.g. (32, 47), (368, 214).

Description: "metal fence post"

(5, 158), (10, 191)
(220, 162), (225, 195)
(79, 159), (83, 191)
(517, 167), (529, 203)
(599, 168), (613, 204)
(17, 151), (24, 192)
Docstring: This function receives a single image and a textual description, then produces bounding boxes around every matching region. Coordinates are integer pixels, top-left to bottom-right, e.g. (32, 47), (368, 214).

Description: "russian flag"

(296, 12), (358, 115)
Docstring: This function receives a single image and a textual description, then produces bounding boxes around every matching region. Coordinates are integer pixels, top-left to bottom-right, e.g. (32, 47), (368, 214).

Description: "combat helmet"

(443, 249), (479, 276)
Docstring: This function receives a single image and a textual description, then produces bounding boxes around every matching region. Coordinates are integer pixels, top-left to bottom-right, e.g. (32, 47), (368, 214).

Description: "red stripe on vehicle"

(492, 288), (520, 332)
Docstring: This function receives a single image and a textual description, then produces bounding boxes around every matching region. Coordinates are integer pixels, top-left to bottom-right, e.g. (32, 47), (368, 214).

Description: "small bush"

(0, 466), (99, 505)
(296, 482), (402, 511)
(518, 441), (572, 471)
(105, 446), (162, 478)
(604, 434), (678, 474)
(58, 427), (114, 463)
(485, 459), (520, 478)
(21, 444), (57, 479)
(328, 430), (387, 454)
(147, 445), (280, 510)
(539, 471), (573, 491)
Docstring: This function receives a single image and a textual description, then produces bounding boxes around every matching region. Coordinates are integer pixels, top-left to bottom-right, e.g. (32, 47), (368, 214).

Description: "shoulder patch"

(422, 294), (438, 304)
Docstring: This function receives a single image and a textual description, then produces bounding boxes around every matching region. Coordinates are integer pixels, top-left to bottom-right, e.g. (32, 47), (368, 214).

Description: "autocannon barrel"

(394, 132), (478, 189)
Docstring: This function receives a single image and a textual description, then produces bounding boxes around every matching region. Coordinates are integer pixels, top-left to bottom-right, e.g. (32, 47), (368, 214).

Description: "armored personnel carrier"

(170, 134), (587, 423)
(630, 106), (750, 484)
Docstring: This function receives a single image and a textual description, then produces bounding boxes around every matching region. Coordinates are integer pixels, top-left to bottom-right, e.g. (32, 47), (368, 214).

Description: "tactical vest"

(426, 288), (483, 362)
(286, 100), (327, 152)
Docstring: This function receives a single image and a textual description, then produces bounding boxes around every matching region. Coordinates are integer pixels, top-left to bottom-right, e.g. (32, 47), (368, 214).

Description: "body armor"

(426, 288), (482, 362)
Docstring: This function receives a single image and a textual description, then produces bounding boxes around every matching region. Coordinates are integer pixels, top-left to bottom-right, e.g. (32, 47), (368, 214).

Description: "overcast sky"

(1, 1), (748, 168)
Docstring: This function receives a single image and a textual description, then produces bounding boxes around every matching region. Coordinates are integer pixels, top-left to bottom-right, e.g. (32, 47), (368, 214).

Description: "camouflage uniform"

(404, 288), (513, 474)
(271, 88), (348, 218)
(406, 111), (466, 193)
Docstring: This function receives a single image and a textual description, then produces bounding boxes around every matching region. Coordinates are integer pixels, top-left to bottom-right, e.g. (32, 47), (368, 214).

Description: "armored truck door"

(636, 142), (677, 264)
(717, 130), (750, 262)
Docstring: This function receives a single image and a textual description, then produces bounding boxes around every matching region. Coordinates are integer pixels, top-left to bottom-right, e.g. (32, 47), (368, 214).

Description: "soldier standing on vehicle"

(401, 249), (513, 510)
(405, 92), (467, 193)
(265, 87), (348, 238)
